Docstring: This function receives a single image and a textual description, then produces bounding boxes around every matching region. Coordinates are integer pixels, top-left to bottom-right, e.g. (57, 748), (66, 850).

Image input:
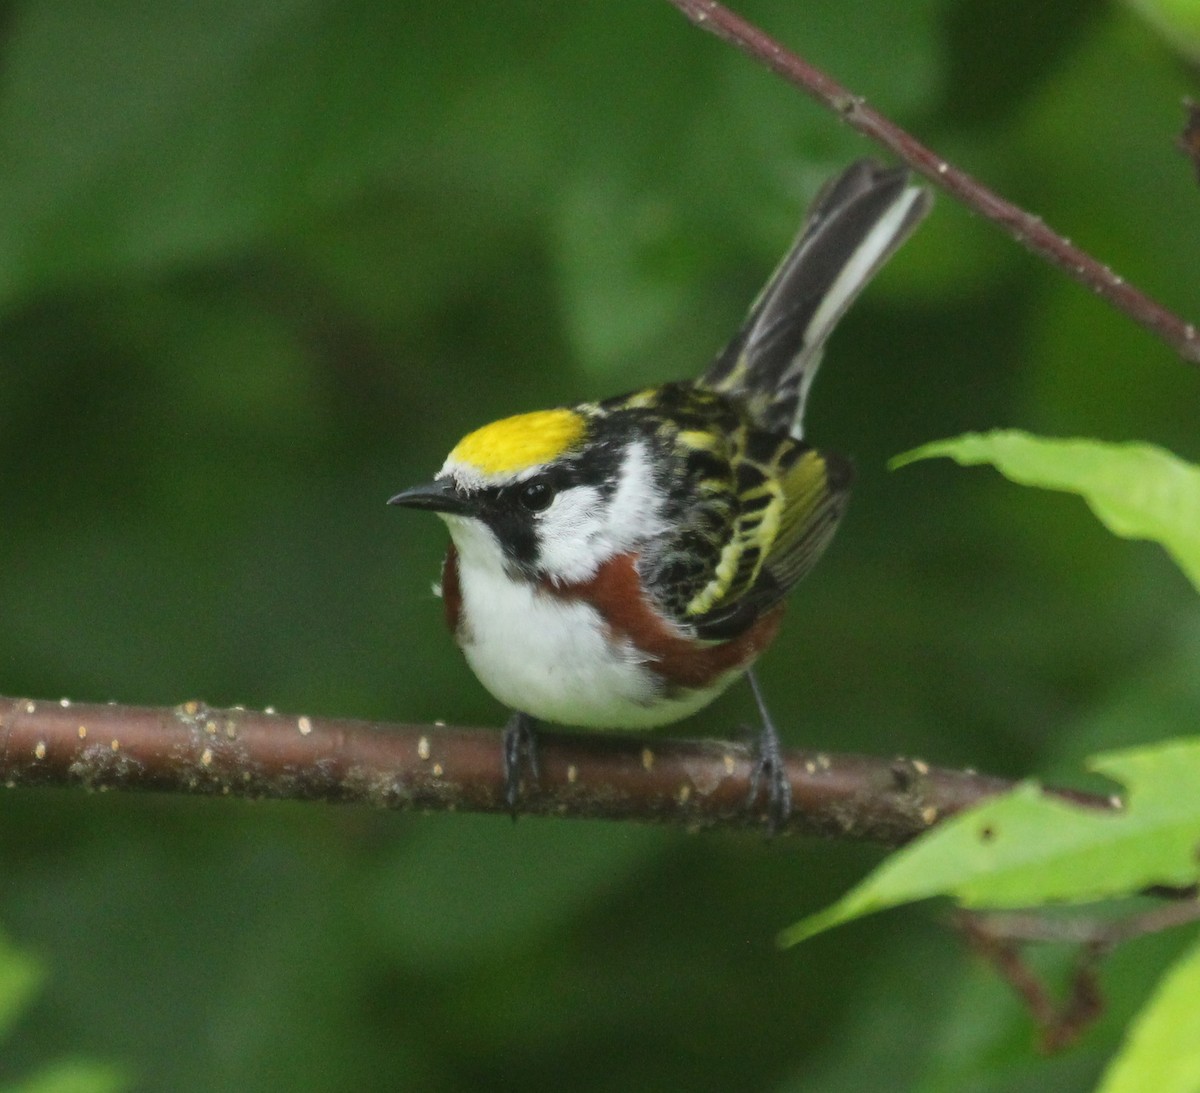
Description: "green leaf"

(779, 738), (1200, 946)
(1097, 933), (1200, 1093)
(892, 431), (1200, 592)
(1122, 0), (1200, 62)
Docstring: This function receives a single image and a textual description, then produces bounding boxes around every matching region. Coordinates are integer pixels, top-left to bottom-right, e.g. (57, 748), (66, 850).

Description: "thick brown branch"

(0, 695), (1112, 842)
(666, 0), (1200, 365)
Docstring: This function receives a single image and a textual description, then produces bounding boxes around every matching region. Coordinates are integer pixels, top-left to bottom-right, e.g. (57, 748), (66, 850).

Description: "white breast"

(441, 515), (740, 729)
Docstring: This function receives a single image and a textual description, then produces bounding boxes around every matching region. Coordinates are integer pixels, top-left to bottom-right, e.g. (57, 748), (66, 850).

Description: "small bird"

(390, 159), (930, 823)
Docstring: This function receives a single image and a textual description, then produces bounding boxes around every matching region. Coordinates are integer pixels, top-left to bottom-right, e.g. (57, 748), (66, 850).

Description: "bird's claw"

(745, 724), (793, 836)
(501, 710), (540, 817)
(744, 668), (793, 835)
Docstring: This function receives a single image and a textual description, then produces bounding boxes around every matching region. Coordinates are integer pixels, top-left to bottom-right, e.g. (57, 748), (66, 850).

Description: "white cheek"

(535, 485), (606, 583)
(535, 441), (667, 584)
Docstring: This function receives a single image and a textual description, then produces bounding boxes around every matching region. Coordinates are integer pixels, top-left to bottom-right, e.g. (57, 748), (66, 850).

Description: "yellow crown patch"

(447, 408), (586, 477)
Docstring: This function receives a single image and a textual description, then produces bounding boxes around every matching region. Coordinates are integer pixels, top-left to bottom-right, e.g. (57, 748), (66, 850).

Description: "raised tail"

(702, 160), (931, 438)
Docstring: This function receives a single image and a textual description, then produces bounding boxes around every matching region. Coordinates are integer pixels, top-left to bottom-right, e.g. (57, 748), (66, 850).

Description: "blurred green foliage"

(1, 1), (1199, 1090)
(0, 931), (124, 1092)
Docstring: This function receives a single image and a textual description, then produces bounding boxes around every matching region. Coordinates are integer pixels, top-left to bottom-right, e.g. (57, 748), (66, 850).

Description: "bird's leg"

(501, 709), (541, 816)
(744, 668), (792, 834)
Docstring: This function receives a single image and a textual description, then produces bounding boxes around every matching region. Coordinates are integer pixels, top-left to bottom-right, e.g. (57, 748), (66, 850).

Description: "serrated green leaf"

(891, 432), (1200, 592)
(780, 738), (1200, 947)
(1097, 933), (1200, 1093)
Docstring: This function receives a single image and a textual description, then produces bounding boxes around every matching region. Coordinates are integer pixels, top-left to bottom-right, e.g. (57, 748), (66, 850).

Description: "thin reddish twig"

(666, 0), (1200, 365)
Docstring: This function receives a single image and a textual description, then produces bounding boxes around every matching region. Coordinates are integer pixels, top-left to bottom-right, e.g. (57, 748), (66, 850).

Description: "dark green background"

(1, 1), (1198, 1090)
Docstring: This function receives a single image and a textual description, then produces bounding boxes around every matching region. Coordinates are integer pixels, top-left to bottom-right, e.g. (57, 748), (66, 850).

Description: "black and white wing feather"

(702, 159), (931, 439)
(635, 161), (929, 640)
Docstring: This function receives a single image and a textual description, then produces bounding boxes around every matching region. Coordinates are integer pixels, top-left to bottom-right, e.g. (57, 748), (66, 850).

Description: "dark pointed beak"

(387, 478), (476, 516)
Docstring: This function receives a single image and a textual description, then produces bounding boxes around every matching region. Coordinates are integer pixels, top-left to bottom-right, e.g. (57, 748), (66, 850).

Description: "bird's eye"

(518, 477), (555, 512)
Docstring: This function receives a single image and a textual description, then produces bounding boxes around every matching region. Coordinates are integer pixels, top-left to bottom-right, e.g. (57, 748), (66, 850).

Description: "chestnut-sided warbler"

(390, 160), (930, 821)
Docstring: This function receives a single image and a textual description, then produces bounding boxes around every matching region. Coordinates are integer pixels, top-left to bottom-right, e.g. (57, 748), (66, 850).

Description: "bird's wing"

(639, 415), (852, 642)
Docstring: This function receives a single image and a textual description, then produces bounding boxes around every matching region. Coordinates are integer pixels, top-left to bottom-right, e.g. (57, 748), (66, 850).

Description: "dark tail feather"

(702, 160), (931, 438)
